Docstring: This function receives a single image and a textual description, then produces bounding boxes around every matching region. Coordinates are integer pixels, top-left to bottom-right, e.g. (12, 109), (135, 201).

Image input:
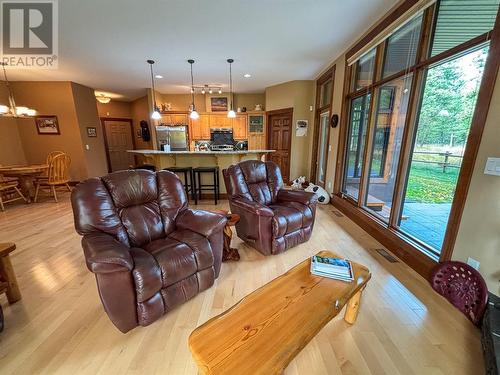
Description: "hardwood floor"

(0, 194), (482, 374)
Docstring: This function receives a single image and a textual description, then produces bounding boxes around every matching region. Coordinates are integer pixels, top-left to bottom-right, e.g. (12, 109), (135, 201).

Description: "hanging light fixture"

(0, 62), (37, 117)
(147, 60), (161, 120)
(227, 58), (236, 118)
(96, 94), (111, 104)
(188, 59), (199, 120)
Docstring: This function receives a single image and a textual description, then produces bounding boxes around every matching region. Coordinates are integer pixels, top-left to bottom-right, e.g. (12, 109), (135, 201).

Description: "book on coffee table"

(310, 255), (354, 282)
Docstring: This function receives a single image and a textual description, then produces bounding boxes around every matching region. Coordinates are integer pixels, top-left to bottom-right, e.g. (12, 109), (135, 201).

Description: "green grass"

(405, 162), (459, 203)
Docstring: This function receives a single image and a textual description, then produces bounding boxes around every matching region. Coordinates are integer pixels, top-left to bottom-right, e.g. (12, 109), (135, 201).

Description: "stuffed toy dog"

(291, 176), (307, 190)
(305, 183), (330, 204)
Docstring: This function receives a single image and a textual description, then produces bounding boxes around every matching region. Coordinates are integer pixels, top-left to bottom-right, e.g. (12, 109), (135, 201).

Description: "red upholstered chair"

(71, 170), (227, 333)
(430, 261), (488, 325)
(223, 160), (317, 255)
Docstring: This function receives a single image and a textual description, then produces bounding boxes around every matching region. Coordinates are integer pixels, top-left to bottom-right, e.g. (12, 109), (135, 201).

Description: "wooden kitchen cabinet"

(160, 112), (188, 125)
(190, 114), (210, 140)
(189, 113), (249, 141)
(248, 112), (266, 150)
(232, 115), (248, 139)
(210, 114), (232, 128)
(200, 114), (211, 139)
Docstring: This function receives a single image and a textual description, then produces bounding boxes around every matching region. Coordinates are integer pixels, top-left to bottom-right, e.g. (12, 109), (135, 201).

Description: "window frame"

(310, 66), (335, 185)
(333, 1), (500, 278)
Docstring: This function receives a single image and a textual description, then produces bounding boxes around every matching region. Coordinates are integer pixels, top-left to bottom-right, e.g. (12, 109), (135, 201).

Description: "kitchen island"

(127, 149), (276, 195)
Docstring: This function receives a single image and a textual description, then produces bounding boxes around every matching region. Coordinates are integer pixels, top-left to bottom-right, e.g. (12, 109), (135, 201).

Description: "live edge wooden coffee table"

(189, 250), (371, 375)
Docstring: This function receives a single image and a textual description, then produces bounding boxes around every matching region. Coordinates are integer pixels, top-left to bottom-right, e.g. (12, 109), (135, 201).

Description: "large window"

(383, 14), (422, 78)
(343, 94), (371, 200)
(365, 75), (412, 221)
(399, 45), (488, 251)
(338, 0), (500, 262)
(354, 49), (376, 90)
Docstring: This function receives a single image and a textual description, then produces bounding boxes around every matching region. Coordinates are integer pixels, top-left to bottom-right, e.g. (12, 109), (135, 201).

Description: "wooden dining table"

(0, 164), (48, 203)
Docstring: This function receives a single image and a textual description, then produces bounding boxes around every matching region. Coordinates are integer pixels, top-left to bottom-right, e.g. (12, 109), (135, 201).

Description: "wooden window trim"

(310, 66), (335, 184)
(333, 2), (500, 277)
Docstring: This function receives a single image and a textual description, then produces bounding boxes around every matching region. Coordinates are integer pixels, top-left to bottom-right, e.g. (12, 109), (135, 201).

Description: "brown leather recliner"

(223, 160), (317, 255)
(71, 170), (227, 333)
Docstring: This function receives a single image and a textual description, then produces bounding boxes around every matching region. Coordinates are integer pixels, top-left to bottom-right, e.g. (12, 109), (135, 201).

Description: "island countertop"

(128, 149), (275, 195)
(127, 149), (275, 155)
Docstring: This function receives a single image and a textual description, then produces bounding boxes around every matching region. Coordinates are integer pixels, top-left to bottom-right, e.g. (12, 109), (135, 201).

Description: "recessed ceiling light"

(243, 73), (251, 78)
(155, 74), (163, 79)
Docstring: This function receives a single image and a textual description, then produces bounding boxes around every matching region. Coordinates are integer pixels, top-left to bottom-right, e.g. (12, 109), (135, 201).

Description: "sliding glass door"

(312, 68), (334, 187)
(364, 75), (412, 221)
(398, 46), (489, 252)
(343, 94), (371, 200)
(316, 111), (330, 186)
(337, 0), (499, 262)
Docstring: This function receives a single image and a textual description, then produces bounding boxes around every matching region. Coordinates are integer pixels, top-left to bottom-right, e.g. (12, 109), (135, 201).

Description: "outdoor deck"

(400, 202), (451, 251)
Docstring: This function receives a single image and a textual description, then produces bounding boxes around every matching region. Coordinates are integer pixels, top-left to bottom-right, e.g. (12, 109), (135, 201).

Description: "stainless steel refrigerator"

(156, 125), (188, 151)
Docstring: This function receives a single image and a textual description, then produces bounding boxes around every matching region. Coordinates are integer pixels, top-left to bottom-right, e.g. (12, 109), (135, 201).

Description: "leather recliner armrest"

(82, 233), (134, 274)
(231, 198), (274, 217)
(277, 189), (317, 206)
(176, 209), (227, 237)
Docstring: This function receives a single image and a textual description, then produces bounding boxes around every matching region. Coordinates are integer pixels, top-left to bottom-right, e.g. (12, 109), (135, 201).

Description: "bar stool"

(193, 166), (220, 205)
(163, 166), (197, 205)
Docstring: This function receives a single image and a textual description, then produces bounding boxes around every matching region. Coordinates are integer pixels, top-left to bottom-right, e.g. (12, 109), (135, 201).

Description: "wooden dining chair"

(38, 151), (65, 179)
(34, 154), (71, 203)
(0, 174), (27, 211)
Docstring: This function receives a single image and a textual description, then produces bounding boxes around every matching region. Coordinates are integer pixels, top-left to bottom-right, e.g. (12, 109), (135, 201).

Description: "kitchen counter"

(127, 149), (275, 195)
(127, 149), (275, 155)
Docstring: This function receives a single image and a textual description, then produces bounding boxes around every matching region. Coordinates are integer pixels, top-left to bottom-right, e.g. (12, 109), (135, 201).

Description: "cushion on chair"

(269, 202), (313, 237)
(277, 201), (314, 228)
(142, 231), (215, 288)
(144, 237), (198, 287)
(233, 160), (283, 205)
(269, 204), (304, 237)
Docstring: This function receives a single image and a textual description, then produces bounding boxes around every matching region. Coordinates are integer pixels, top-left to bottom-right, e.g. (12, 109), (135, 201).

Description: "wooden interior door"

(102, 119), (135, 172)
(267, 108), (293, 182)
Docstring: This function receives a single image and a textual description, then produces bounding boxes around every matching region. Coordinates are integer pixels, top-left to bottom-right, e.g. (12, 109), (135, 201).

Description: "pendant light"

(147, 60), (161, 120)
(227, 59), (236, 118)
(0, 62), (37, 117)
(188, 59), (199, 120)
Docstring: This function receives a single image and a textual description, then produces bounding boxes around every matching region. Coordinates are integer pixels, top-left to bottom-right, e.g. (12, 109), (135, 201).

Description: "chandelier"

(0, 63), (37, 117)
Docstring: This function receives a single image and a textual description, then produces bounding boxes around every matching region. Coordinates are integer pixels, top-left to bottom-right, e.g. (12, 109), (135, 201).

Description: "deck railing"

(413, 151), (463, 172)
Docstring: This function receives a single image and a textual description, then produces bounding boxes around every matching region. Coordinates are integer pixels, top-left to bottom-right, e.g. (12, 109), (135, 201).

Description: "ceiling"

(6, 0), (398, 100)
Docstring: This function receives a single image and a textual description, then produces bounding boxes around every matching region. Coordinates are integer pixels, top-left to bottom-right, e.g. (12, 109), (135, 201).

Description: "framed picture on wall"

(205, 95), (229, 112)
(86, 127), (97, 137)
(35, 115), (60, 135)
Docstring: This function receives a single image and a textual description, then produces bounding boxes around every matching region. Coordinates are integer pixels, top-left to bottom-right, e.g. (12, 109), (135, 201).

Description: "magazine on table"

(310, 255), (354, 282)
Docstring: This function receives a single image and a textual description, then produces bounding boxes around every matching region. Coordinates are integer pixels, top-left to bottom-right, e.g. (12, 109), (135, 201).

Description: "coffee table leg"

(344, 287), (364, 324)
(0, 255), (22, 303)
